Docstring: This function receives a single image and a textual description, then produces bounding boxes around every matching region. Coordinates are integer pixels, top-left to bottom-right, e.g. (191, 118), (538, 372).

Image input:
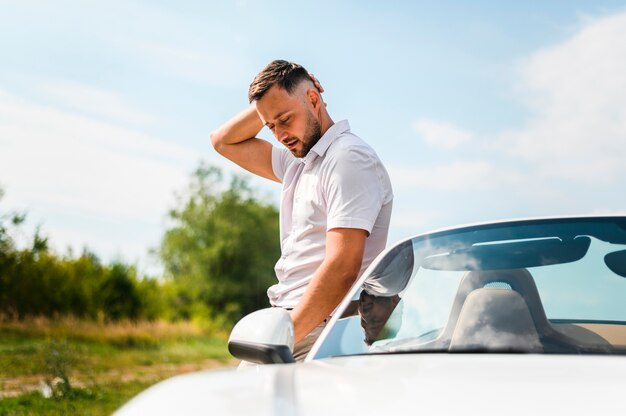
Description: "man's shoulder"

(326, 131), (379, 161)
(320, 132), (391, 187)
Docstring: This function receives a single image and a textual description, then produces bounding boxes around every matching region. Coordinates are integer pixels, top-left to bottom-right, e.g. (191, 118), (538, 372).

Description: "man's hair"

(248, 60), (311, 103)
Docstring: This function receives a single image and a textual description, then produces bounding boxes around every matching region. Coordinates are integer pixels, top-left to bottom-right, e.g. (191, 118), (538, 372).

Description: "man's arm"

(290, 227), (368, 343)
(210, 105), (279, 182)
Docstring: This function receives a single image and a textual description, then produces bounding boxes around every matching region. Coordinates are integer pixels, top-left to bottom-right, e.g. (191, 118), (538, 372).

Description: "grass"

(0, 380), (153, 416)
(0, 317), (236, 414)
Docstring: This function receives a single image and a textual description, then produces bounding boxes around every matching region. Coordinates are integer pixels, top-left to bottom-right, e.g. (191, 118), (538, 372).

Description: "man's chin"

(287, 140), (314, 158)
(289, 147), (307, 158)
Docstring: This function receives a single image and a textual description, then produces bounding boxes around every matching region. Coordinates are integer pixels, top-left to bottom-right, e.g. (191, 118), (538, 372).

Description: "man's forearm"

(290, 228), (367, 343)
(290, 258), (358, 343)
(210, 105), (264, 150)
(209, 105), (277, 182)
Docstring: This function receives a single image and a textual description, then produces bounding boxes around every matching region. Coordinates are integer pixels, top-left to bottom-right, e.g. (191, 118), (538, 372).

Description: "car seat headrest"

(449, 288), (543, 352)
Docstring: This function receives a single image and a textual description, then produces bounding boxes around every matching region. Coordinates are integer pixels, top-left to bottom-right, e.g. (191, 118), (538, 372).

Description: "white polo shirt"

(268, 120), (393, 308)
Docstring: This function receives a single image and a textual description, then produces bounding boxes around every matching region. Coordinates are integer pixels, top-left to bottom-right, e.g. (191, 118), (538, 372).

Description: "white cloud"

(0, 89), (199, 267)
(499, 11), (626, 184)
(413, 119), (473, 150)
(0, 90), (195, 220)
(40, 81), (156, 126)
(396, 10), (626, 225)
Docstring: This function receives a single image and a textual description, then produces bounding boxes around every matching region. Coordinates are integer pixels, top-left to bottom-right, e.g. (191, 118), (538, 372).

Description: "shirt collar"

(302, 120), (350, 165)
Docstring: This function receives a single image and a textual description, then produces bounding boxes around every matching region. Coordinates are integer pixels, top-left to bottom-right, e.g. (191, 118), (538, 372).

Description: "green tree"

(0, 187), (23, 317)
(0, 186), (25, 253)
(99, 263), (141, 321)
(159, 163), (280, 323)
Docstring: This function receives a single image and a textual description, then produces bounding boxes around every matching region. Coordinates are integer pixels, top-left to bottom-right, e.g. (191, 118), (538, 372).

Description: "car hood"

(116, 353), (626, 415)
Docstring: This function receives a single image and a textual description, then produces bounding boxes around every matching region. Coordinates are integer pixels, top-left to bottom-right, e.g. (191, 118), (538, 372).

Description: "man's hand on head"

(308, 73), (324, 93)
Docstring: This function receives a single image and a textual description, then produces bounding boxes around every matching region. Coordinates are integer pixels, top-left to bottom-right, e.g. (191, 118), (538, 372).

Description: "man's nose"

(276, 127), (289, 143)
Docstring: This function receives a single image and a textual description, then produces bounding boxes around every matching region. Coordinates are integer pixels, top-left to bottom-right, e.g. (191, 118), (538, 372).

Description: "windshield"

(313, 217), (626, 358)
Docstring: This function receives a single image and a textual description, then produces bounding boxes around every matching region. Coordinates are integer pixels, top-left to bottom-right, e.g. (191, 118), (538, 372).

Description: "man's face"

(359, 292), (400, 345)
(255, 84), (322, 158)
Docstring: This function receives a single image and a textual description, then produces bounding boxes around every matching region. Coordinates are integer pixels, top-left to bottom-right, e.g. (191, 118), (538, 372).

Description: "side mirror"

(228, 308), (295, 364)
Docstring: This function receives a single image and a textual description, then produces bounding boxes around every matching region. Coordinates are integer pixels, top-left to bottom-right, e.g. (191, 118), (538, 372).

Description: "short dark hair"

(248, 60), (311, 103)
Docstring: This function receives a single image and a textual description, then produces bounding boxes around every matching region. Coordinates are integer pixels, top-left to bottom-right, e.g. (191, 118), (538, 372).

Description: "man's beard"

(295, 111), (322, 158)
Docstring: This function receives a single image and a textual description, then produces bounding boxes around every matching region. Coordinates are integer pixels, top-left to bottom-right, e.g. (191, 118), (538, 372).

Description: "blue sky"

(2, 1), (626, 274)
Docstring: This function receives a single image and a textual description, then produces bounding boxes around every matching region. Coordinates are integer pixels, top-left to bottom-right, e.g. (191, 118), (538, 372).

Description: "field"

(0, 317), (236, 415)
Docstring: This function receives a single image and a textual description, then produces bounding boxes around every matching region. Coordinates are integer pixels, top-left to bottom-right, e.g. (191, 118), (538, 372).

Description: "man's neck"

(319, 114), (335, 137)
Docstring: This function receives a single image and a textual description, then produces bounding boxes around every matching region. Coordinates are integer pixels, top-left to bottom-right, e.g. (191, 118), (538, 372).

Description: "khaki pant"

(292, 319), (328, 362)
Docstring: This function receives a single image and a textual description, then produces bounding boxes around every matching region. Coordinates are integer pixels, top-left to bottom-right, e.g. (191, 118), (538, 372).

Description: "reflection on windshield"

(318, 218), (626, 358)
(358, 291), (400, 345)
(357, 240), (413, 345)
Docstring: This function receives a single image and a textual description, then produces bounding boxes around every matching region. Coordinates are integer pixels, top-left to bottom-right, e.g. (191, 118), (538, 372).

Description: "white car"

(117, 216), (626, 415)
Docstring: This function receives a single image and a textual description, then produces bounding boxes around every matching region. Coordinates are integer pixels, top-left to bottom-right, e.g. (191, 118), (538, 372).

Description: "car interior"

(373, 266), (625, 354)
(314, 220), (626, 359)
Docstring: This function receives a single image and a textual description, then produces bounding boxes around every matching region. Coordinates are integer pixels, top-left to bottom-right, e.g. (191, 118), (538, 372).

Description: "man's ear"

(307, 88), (321, 109)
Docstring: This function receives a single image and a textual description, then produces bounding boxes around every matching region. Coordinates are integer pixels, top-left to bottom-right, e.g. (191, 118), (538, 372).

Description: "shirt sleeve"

(271, 146), (293, 183)
(324, 146), (386, 234)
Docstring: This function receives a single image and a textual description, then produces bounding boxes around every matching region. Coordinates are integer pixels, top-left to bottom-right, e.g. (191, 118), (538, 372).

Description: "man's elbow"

(209, 130), (224, 153)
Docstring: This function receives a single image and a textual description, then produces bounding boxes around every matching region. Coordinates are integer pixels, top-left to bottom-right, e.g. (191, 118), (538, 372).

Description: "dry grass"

(0, 316), (226, 347)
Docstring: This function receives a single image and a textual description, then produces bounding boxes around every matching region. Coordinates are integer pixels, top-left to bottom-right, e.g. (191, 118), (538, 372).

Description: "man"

(358, 291), (401, 346)
(210, 60), (393, 360)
